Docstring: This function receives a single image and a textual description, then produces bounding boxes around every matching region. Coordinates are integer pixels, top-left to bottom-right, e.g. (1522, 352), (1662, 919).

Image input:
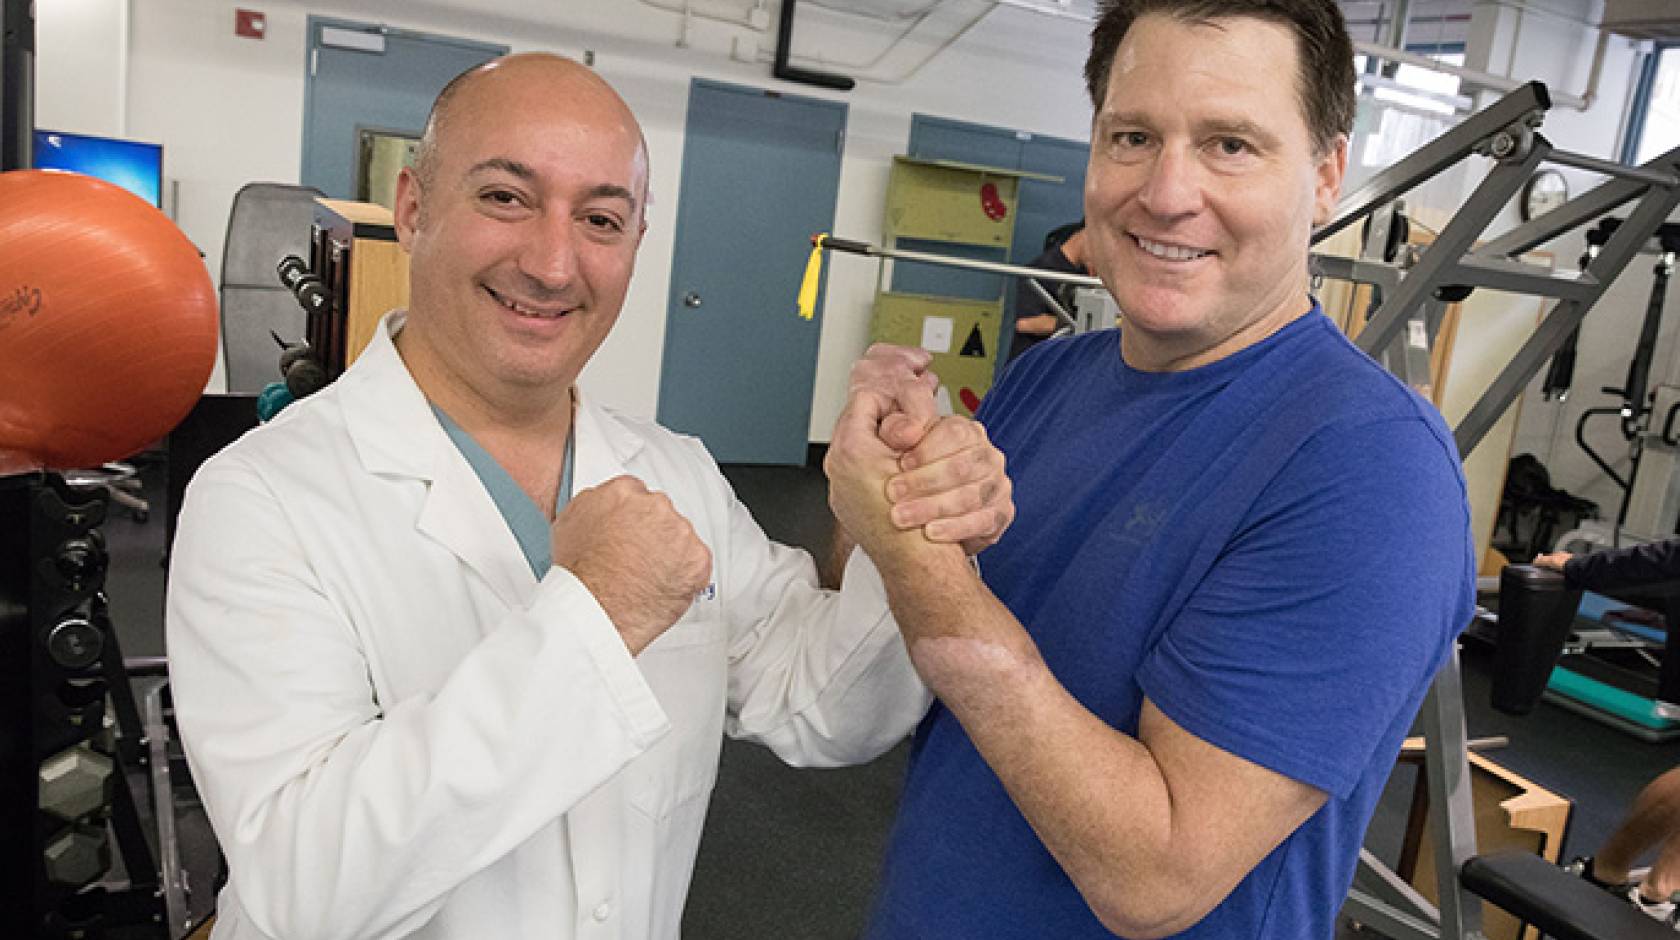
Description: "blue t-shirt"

(866, 309), (1475, 939)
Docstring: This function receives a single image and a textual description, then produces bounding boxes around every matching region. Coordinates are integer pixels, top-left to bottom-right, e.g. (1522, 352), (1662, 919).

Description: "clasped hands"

(553, 343), (1013, 658)
(824, 344), (1014, 567)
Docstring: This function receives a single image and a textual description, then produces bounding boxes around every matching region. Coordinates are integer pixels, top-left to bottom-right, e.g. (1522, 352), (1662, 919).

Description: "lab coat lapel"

(415, 451), (534, 610)
(340, 311), (535, 610)
(569, 390), (647, 493)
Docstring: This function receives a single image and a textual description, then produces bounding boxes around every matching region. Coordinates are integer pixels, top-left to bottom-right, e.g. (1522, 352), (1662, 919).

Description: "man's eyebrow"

(1096, 110), (1148, 128)
(465, 157), (537, 181)
(1097, 112), (1283, 147)
(1198, 118), (1280, 145)
(583, 183), (638, 206)
(462, 161), (637, 207)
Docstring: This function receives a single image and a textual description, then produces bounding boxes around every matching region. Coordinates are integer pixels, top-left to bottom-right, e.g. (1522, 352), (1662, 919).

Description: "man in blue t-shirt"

(823, 0), (1476, 936)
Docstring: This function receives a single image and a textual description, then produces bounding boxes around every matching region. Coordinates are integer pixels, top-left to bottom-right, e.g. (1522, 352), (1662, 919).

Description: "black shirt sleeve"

(1563, 537), (1680, 591)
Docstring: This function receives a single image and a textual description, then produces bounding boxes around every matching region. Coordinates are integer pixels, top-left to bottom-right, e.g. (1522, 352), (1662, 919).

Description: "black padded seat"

(1461, 851), (1677, 940)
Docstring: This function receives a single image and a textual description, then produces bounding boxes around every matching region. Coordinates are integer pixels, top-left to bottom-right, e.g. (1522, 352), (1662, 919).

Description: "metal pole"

(1452, 175), (1680, 457)
(0, 475), (35, 937)
(1025, 277), (1078, 331)
(1479, 143), (1680, 258)
(1421, 648), (1489, 939)
(1355, 139), (1550, 358)
(1549, 148), (1680, 188)
(1314, 82), (1549, 244)
(821, 237), (1107, 289)
(0, 0), (34, 171)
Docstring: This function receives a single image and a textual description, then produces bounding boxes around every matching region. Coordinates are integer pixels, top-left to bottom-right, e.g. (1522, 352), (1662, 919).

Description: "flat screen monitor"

(31, 129), (164, 207)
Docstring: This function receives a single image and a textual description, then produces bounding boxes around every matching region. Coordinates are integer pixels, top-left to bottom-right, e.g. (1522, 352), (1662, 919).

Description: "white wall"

(35, 0), (1092, 439)
(42, 0), (1665, 466)
(37, 0), (127, 137)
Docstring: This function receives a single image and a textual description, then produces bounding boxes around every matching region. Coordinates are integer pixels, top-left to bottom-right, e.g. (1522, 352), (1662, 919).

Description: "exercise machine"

(1572, 221), (1680, 546)
(1315, 79), (1680, 940)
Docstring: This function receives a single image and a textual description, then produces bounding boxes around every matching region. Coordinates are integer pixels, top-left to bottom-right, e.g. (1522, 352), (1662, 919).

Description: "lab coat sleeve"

(166, 453), (670, 940)
(704, 453), (931, 766)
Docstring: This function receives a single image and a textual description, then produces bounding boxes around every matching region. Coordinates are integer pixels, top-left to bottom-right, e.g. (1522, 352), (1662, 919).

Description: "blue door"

(656, 80), (847, 466)
(301, 18), (506, 199)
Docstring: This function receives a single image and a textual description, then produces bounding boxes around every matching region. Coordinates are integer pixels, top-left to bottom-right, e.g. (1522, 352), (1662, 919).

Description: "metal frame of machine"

(1320, 80), (1680, 940)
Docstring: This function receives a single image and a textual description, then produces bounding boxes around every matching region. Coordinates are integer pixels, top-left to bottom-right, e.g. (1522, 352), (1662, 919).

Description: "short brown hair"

(1084, 0), (1356, 156)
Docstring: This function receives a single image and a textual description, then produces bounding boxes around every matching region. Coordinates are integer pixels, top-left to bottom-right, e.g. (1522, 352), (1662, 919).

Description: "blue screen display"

(31, 129), (164, 207)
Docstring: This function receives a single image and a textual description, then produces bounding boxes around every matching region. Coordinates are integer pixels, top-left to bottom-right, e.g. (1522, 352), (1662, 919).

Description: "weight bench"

(1461, 850), (1677, 940)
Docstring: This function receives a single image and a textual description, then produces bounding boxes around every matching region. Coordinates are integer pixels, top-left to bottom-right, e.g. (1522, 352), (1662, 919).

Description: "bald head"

(413, 53), (648, 199)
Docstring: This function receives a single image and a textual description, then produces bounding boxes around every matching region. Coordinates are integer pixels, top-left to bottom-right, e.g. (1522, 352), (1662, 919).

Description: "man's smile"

(484, 284), (574, 319)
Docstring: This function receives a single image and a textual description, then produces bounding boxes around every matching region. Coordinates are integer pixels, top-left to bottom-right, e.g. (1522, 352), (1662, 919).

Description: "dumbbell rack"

(0, 473), (177, 938)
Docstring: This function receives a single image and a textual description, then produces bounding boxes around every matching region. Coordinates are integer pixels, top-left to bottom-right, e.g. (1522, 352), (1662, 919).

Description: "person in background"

(1535, 538), (1680, 591)
(1008, 220), (1089, 363)
(1538, 540), (1680, 925)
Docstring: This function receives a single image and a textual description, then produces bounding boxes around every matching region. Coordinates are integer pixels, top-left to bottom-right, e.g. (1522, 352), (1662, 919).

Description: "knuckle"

(955, 449), (978, 478)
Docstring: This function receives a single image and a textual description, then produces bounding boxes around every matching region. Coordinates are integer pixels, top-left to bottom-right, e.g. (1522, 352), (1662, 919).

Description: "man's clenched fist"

(552, 475), (713, 655)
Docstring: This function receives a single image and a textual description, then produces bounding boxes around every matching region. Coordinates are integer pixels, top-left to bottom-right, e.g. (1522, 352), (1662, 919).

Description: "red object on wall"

(235, 9), (267, 39)
(979, 182), (1008, 222)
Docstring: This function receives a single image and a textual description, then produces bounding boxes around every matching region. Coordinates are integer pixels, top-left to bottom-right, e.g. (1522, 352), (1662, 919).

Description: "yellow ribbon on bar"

(797, 233), (826, 320)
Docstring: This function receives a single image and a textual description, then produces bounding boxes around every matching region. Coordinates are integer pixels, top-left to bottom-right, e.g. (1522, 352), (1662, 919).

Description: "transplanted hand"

(888, 417), (1012, 555)
(829, 343), (1014, 559)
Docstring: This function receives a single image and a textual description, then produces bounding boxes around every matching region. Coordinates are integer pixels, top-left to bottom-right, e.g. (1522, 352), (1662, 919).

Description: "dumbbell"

(39, 745), (114, 822)
(43, 824), (111, 888)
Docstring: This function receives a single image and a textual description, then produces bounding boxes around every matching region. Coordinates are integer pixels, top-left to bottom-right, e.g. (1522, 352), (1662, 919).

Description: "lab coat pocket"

(627, 617), (728, 820)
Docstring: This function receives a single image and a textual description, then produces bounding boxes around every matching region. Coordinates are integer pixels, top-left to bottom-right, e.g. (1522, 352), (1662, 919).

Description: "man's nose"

(1135, 146), (1204, 220)
(521, 212), (580, 289)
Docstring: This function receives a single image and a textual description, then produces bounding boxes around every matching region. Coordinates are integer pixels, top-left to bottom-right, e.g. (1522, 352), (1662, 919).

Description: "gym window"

(1623, 43), (1680, 165)
(1354, 45), (1469, 170)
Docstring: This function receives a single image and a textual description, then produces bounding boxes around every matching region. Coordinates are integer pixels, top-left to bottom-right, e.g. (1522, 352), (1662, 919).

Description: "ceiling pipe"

(1383, 0), (1411, 54)
(1352, 37), (1593, 111)
(988, 0), (1607, 114)
(989, 0), (1094, 24)
(775, 0), (855, 90)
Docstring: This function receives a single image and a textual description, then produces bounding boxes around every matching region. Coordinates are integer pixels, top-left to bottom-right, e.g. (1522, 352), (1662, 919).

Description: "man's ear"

(1313, 134), (1349, 228)
(393, 166), (422, 251)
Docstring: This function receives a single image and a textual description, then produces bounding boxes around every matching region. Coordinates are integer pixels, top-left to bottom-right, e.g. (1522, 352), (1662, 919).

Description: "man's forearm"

(868, 546), (1204, 936)
(823, 523), (857, 590)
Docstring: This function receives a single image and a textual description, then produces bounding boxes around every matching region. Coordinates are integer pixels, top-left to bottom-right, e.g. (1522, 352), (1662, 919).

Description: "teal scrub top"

(432, 405), (576, 579)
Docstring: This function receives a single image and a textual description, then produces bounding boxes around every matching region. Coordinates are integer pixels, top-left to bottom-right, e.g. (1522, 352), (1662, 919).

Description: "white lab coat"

(166, 313), (930, 940)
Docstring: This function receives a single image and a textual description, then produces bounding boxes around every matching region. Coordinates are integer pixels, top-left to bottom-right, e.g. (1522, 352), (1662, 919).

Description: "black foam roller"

(1492, 564), (1582, 715)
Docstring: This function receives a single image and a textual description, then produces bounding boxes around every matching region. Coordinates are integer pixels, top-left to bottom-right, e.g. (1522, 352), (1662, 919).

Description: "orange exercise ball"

(0, 169), (217, 474)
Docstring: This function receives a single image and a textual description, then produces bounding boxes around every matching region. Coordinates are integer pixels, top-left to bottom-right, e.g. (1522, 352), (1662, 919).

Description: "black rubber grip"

(821, 236), (873, 256)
